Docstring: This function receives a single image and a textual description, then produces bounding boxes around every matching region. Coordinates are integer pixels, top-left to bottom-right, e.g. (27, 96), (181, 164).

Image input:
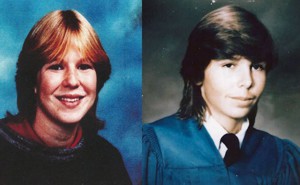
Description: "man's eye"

(223, 64), (234, 68)
(252, 63), (266, 71)
(78, 64), (93, 70)
(48, 64), (63, 70)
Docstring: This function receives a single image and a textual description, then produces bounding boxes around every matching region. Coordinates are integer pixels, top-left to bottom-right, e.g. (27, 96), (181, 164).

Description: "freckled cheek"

(87, 82), (97, 95)
(82, 74), (97, 95)
(38, 75), (62, 96)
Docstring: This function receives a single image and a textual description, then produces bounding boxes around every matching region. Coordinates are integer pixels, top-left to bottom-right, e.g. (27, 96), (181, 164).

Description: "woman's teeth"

(60, 97), (80, 102)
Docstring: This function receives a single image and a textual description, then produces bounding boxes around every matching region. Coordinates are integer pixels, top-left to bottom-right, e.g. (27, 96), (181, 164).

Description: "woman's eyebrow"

(79, 58), (92, 63)
(49, 57), (88, 64)
(44, 60), (61, 65)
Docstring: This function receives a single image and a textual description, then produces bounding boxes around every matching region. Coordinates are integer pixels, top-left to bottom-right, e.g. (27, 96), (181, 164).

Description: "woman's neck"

(33, 115), (80, 148)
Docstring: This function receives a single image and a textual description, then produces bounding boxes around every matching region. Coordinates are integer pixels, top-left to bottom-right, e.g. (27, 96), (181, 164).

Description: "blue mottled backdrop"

(0, 1), (141, 184)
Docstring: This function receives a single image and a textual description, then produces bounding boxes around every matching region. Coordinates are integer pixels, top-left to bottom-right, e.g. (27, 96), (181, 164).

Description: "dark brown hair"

(177, 5), (277, 126)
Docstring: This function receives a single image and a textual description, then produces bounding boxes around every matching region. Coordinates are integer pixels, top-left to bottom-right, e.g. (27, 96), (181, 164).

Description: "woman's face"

(35, 46), (97, 125)
(200, 57), (266, 125)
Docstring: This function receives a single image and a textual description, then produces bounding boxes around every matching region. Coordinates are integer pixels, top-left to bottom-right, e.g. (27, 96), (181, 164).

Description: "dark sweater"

(0, 120), (132, 185)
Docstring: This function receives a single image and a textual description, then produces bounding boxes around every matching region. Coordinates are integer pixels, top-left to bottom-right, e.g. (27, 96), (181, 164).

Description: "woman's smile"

(55, 94), (85, 108)
(35, 46), (97, 125)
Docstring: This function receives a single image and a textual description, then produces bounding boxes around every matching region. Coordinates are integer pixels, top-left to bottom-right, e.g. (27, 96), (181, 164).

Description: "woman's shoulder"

(86, 134), (122, 157)
(0, 117), (24, 146)
(84, 134), (132, 183)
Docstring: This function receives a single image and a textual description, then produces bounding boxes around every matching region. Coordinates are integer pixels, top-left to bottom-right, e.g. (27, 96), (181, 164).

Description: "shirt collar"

(203, 114), (249, 149)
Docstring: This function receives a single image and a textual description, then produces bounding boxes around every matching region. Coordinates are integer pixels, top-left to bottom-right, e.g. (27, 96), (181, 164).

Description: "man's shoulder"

(246, 127), (299, 163)
(143, 114), (197, 132)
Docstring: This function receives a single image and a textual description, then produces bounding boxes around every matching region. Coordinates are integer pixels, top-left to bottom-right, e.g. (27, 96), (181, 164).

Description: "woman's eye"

(48, 64), (63, 70)
(252, 63), (266, 71)
(78, 64), (93, 70)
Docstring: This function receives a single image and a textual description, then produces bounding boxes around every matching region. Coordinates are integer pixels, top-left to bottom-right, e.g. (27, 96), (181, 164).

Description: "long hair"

(10, 10), (110, 134)
(177, 5), (277, 126)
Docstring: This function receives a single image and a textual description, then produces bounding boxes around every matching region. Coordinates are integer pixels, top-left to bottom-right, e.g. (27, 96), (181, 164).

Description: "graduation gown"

(142, 115), (300, 185)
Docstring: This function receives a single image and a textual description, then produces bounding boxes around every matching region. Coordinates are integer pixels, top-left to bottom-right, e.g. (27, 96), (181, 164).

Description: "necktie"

(221, 133), (241, 167)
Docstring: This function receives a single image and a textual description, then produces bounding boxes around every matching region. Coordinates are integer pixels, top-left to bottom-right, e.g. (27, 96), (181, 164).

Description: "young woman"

(143, 5), (300, 185)
(0, 10), (131, 185)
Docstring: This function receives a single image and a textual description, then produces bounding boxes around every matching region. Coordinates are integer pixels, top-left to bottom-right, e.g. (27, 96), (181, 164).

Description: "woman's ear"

(34, 87), (37, 94)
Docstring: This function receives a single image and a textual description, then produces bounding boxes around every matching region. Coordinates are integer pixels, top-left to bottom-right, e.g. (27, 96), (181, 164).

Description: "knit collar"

(0, 119), (86, 161)
(6, 119), (82, 148)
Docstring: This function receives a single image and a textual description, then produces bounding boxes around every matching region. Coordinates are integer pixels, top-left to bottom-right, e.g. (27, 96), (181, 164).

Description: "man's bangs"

(213, 36), (274, 69)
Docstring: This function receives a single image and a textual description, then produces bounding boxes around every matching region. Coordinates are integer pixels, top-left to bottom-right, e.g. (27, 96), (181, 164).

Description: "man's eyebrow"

(232, 55), (243, 60)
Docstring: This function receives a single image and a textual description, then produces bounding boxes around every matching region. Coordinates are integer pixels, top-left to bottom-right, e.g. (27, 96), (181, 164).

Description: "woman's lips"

(60, 97), (80, 102)
(56, 95), (84, 108)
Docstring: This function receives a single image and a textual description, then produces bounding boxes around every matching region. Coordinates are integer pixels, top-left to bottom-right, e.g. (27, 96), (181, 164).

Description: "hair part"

(177, 5), (277, 126)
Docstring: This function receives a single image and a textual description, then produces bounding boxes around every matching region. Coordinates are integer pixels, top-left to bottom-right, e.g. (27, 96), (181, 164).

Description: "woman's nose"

(62, 69), (79, 88)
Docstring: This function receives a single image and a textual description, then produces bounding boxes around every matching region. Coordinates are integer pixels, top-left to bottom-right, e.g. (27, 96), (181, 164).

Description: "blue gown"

(142, 115), (300, 185)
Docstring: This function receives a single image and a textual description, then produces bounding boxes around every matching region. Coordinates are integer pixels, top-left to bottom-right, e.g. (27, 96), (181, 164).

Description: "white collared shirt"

(203, 115), (249, 158)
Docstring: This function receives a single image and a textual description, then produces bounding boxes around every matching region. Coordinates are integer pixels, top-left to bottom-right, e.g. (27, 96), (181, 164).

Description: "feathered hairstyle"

(11, 10), (110, 134)
(177, 5), (277, 126)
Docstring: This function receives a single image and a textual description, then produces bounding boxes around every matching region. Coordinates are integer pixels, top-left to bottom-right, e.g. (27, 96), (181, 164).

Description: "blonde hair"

(28, 10), (108, 67)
